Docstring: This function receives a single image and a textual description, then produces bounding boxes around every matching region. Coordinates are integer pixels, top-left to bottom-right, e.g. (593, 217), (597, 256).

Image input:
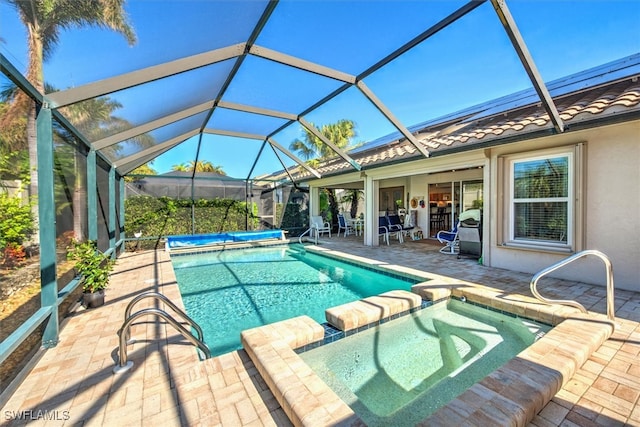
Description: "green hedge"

(125, 196), (258, 246)
(279, 201), (309, 237)
(125, 195), (312, 248)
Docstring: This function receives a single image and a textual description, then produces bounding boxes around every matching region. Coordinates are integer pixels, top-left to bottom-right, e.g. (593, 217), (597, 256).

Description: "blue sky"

(1, 0), (639, 179)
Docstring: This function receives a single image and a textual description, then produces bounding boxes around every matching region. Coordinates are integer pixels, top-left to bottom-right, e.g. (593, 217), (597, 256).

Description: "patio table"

(349, 218), (364, 236)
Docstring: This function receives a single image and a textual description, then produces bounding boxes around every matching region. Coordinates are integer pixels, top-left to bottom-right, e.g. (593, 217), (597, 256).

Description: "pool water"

(171, 245), (419, 356)
(299, 299), (550, 426)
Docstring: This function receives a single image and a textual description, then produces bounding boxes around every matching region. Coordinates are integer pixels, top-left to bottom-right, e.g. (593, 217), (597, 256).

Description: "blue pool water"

(167, 230), (284, 248)
(300, 299), (550, 426)
(171, 245), (420, 356)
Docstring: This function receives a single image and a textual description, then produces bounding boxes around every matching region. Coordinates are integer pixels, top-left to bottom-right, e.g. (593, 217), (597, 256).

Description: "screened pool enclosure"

(1, 0), (635, 396)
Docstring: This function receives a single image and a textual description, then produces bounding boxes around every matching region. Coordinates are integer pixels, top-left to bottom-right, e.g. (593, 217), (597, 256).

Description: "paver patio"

(2, 236), (639, 426)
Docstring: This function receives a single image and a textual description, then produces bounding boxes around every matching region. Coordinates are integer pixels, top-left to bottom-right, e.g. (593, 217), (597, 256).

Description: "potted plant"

(67, 240), (114, 308)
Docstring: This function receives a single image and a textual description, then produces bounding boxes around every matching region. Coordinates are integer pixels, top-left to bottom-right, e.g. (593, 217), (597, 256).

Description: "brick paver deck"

(2, 236), (639, 426)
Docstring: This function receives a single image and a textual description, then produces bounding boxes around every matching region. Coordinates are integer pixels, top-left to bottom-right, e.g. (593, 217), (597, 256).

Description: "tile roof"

(422, 79), (640, 147)
(272, 76), (640, 183)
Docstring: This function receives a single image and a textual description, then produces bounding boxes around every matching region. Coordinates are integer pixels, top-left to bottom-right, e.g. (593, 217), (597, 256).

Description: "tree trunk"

(26, 23), (46, 246)
(27, 105), (39, 245)
(73, 153), (87, 241)
(349, 190), (359, 219)
(327, 189), (339, 230)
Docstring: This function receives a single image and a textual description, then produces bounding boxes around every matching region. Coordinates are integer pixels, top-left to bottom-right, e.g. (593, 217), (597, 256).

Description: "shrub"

(2, 242), (26, 268)
(0, 192), (34, 250)
(66, 240), (114, 293)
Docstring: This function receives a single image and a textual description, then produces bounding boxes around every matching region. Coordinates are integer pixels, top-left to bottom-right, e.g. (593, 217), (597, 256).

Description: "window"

(502, 147), (580, 251)
(379, 186), (404, 214)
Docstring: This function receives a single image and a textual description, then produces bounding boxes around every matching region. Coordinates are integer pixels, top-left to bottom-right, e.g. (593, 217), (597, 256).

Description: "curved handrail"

(113, 308), (211, 374)
(298, 226), (318, 244)
(122, 291), (204, 342)
(530, 249), (615, 322)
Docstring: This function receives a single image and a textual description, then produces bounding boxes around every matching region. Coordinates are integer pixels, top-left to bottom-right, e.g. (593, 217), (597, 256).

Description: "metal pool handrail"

(530, 249), (615, 322)
(114, 291), (210, 374)
(298, 226), (318, 244)
(113, 308), (211, 374)
(122, 291), (205, 343)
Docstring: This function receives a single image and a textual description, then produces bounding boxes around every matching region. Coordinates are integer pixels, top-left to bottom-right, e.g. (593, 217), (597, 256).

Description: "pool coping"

(241, 316), (361, 426)
(240, 247), (616, 427)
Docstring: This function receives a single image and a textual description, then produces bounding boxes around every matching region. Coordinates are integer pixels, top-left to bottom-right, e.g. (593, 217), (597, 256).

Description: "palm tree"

(55, 88), (155, 160)
(0, 88), (26, 159)
(290, 119), (358, 161)
(341, 189), (364, 219)
(127, 164), (157, 180)
(51, 90), (153, 242)
(190, 160), (226, 174)
(172, 160), (227, 174)
(3, 78), (151, 242)
(171, 163), (189, 172)
(3, 0), (136, 243)
(289, 119), (359, 228)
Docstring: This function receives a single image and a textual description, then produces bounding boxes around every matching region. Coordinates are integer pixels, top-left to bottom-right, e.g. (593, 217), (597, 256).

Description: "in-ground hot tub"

(299, 298), (550, 426)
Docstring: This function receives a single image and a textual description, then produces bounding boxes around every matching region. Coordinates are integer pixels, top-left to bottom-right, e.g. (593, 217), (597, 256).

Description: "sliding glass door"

(428, 180), (483, 236)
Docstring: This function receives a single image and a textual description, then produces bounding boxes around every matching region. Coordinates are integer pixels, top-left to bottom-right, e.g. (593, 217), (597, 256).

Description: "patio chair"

(337, 213), (354, 237)
(310, 215), (331, 238)
(436, 221), (459, 254)
(378, 216), (389, 245)
(382, 215), (404, 243)
(344, 212), (363, 235)
(387, 214), (413, 240)
(430, 207), (447, 232)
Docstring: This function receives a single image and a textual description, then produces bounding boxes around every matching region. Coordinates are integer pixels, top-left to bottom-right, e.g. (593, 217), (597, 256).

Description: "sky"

(1, 0), (639, 179)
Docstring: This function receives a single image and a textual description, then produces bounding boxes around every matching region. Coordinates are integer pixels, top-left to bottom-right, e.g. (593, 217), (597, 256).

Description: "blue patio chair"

(378, 216), (389, 245)
(387, 214), (413, 241)
(383, 215), (404, 243)
(337, 213), (354, 237)
(436, 221), (459, 254)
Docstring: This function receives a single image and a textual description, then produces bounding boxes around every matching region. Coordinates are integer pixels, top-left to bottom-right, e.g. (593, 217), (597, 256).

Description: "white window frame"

(503, 147), (576, 252)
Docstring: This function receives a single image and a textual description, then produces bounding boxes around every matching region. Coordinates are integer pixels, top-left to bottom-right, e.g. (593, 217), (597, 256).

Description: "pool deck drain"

(2, 240), (640, 426)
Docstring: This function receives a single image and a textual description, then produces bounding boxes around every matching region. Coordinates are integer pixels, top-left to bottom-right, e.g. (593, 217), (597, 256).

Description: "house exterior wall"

(408, 174), (429, 235)
(306, 119), (638, 291)
(487, 120), (640, 291)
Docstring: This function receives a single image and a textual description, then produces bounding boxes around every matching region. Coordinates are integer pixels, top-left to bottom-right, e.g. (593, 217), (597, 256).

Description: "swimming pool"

(170, 245), (421, 356)
(299, 299), (550, 426)
(166, 229), (284, 249)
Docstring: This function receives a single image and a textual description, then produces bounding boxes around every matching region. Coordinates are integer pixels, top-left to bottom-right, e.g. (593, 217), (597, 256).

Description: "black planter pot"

(82, 290), (105, 308)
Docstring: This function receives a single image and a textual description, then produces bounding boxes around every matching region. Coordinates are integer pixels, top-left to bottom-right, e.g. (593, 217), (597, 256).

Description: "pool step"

(288, 244), (307, 255)
(324, 290), (423, 332)
(424, 313), (614, 426)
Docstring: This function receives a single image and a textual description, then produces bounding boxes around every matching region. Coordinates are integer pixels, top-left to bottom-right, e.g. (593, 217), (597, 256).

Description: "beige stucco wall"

(488, 120), (640, 292)
(306, 119), (639, 291)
